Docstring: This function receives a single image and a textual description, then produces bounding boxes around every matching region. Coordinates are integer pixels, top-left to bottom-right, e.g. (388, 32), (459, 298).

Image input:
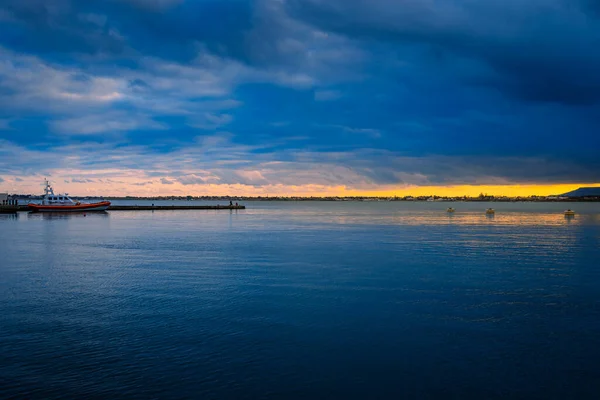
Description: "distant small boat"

(28, 179), (110, 213)
(447, 207), (455, 213)
(486, 208), (495, 215)
(564, 209), (575, 217)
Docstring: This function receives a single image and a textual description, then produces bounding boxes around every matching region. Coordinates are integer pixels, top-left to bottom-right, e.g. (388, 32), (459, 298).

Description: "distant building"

(0, 193), (17, 206)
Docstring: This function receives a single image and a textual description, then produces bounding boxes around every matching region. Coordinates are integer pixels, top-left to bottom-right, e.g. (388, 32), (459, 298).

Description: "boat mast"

(44, 179), (55, 196)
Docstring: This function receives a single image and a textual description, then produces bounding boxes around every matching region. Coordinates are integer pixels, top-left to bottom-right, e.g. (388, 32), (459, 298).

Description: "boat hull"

(28, 201), (111, 212)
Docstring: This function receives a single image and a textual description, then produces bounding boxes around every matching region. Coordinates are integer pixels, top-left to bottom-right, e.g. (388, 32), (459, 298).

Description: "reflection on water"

(26, 211), (109, 220)
(233, 201), (600, 229)
(277, 210), (593, 227)
(10, 208), (595, 226)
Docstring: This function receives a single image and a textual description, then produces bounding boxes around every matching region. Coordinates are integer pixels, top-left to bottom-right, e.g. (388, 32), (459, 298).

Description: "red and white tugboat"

(28, 179), (110, 212)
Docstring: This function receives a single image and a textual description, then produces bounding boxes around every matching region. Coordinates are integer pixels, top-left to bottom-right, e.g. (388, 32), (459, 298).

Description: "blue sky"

(1, 0), (599, 195)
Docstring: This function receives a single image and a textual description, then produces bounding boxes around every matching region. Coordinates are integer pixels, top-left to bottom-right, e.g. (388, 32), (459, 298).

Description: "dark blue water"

(1, 202), (600, 399)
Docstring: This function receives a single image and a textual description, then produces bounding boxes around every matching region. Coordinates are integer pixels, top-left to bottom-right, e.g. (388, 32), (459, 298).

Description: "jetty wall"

(7, 205), (245, 212)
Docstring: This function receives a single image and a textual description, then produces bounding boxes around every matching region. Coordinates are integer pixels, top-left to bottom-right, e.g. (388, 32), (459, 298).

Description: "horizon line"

(2, 183), (600, 198)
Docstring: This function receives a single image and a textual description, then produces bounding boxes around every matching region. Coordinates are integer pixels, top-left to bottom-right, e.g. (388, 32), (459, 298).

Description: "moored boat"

(28, 180), (110, 212)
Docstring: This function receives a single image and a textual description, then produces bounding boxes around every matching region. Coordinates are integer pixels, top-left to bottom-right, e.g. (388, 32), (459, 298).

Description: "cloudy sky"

(1, 0), (599, 196)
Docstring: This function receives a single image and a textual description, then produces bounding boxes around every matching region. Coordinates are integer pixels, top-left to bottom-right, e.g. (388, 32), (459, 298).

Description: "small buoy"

(564, 209), (575, 217)
(486, 208), (495, 215)
(447, 207), (455, 213)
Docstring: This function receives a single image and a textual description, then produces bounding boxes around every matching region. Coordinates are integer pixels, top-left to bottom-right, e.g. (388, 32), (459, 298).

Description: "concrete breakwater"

(3, 205), (245, 212)
(107, 205), (245, 211)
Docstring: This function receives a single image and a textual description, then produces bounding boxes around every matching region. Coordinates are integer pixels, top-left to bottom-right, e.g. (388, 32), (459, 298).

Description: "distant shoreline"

(9, 196), (600, 202)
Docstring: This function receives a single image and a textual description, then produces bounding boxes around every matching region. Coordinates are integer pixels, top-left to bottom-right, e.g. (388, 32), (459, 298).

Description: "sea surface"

(1, 201), (600, 399)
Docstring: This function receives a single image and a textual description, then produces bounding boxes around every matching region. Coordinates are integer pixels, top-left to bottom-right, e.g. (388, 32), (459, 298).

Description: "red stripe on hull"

(28, 201), (111, 212)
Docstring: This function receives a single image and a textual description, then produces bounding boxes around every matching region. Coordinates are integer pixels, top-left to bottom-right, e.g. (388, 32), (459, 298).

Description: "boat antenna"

(44, 178), (54, 196)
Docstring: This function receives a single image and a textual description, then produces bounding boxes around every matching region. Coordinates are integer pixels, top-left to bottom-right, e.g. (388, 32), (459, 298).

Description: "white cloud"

(0, 48), (129, 112)
(50, 112), (167, 135)
(188, 113), (234, 130)
(0, 42), (343, 137)
(2, 135), (598, 195)
(0, 47), (244, 134)
(0, 0), (371, 138)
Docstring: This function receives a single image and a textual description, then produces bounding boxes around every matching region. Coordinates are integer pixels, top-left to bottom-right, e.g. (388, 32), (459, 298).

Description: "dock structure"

(10, 205), (245, 212)
(107, 205), (245, 211)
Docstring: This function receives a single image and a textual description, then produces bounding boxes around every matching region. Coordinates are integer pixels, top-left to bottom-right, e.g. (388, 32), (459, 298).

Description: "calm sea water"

(1, 201), (600, 399)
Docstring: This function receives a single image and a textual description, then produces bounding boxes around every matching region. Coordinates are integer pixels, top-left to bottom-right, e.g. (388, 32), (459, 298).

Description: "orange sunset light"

(3, 177), (599, 198)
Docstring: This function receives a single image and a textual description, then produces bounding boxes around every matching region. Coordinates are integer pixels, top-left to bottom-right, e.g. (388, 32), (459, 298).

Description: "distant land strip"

(8, 195), (600, 202)
(5, 186), (600, 202)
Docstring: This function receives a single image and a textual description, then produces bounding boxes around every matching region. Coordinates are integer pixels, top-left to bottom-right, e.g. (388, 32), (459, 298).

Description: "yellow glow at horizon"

(337, 183), (600, 198)
(2, 175), (600, 197)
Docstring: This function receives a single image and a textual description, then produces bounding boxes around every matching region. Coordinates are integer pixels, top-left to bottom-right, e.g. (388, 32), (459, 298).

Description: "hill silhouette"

(561, 187), (600, 197)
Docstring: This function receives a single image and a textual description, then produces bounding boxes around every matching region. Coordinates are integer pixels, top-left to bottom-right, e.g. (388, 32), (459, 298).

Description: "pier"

(107, 205), (245, 211)
(3, 205), (245, 212)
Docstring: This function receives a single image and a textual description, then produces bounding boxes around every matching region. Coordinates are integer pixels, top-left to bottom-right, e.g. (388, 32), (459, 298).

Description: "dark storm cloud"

(1, 0), (126, 56)
(287, 0), (600, 105)
(1, 0), (599, 188)
(1, 0), (252, 64)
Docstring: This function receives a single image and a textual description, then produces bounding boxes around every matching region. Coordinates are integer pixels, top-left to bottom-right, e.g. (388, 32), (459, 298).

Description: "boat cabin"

(41, 180), (79, 206)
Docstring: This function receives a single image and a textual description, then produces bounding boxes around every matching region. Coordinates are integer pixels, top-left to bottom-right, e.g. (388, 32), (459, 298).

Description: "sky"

(1, 0), (600, 197)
